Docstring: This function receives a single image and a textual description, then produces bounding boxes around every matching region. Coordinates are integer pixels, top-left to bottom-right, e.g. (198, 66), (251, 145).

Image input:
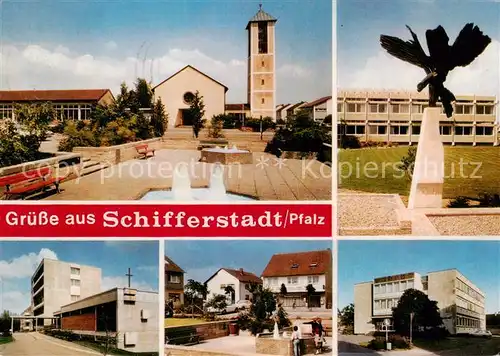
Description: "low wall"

(73, 138), (162, 165)
(256, 334), (315, 356)
(0, 152), (82, 178)
(165, 346), (238, 356)
(165, 320), (230, 343)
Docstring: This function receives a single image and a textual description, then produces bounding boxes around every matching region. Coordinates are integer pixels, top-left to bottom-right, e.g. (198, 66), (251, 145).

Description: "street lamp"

(410, 312), (415, 346)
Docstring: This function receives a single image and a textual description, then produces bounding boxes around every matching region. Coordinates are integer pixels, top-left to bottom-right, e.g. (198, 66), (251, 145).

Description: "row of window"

(70, 267), (80, 275)
(456, 279), (485, 304)
(0, 104), (93, 120)
(71, 278), (81, 286)
(342, 125), (494, 136)
(339, 102), (494, 115)
(168, 274), (181, 283)
(374, 298), (399, 311)
(456, 295), (484, 315)
(70, 295), (80, 302)
(374, 279), (414, 295)
(456, 316), (480, 329)
(266, 275), (320, 285)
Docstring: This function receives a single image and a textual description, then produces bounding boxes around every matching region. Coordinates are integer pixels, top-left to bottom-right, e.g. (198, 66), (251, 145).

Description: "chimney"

(239, 268), (244, 275)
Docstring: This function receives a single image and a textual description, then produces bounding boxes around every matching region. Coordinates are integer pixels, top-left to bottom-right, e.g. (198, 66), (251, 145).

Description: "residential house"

(165, 256), (185, 306)
(205, 268), (262, 305)
(261, 249), (332, 310)
(302, 96), (333, 122)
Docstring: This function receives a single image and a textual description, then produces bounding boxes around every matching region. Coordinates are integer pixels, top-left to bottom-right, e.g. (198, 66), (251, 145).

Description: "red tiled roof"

(206, 268), (262, 284)
(0, 89), (112, 102)
(165, 256), (185, 273)
(302, 96), (332, 108)
(261, 250), (331, 277)
(225, 103), (250, 111)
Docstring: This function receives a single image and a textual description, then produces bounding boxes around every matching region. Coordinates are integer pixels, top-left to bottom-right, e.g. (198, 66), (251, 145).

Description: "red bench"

(0, 167), (67, 200)
(135, 144), (155, 159)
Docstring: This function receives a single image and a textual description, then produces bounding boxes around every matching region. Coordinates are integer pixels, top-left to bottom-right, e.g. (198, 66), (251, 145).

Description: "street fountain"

(201, 144), (253, 165)
(139, 164), (256, 201)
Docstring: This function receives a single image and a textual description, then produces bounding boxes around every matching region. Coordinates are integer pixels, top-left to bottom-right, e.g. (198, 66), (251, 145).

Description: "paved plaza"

(0, 332), (99, 356)
(166, 335), (333, 355)
(46, 149), (332, 201)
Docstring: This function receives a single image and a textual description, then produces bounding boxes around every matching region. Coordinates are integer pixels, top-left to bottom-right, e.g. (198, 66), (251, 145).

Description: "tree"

(276, 304), (291, 329)
(207, 114), (225, 139)
(392, 289), (443, 337)
(151, 98), (168, 137)
(184, 279), (208, 304)
(306, 284), (316, 309)
(247, 284), (277, 321)
(188, 91), (206, 139)
(14, 102), (54, 144)
(400, 146), (417, 179)
(132, 78), (153, 110)
(279, 283), (287, 298)
(224, 285), (235, 304)
(205, 294), (228, 313)
(339, 303), (355, 330)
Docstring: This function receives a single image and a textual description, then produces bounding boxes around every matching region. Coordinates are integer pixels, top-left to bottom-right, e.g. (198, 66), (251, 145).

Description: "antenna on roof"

(259, 3), (262, 10)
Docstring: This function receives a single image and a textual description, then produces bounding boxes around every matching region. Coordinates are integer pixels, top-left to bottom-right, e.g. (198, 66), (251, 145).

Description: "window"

(347, 103), (365, 113)
(183, 92), (195, 104)
(407, 280), (414, 289)
(0, 105), (13, 120)
(291, 263), (299, 269)
(412, 124), (421, 135)
(261, 79), (265, 85)
(476, 105), (493, 115)
(387, 283), (393, 293)
(476, 126), (493, 135)
(412, 104), (423, 114)
(71, 279), (80, 286)
(455, 126), (472, 135)
(261, 60), (265, 67)
(400, 281), (407, 290)
(377, 126), (387, 135)
(261, 98), (265, 104)
(71, 295), (80, 302)
(456, 104), (472, 115)
(380, 284), (386, 293)
(337, 103), (343, 112)
(346, 125), (365, 135)
(308, 276), (319, 284)
(309, 263), (318, 267)
(440, 125), (452, 135)
(258, 22), (268, 54)
(390, 125), (409, 135)
(70, 267), (80, 275)
(168, 275), (181, 283)
(287, 276), (298, 284)
(369, 103), (387, 113)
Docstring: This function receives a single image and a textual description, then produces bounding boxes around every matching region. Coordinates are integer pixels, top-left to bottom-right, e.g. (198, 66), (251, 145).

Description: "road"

(0, 332), (100, 356)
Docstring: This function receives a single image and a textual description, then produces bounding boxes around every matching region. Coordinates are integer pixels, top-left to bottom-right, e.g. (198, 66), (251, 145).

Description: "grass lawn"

(339, 146), (500, 199)
(165, 318), (207, 327)
(0, 336), (13, 345)
(414, 336), (500, 355)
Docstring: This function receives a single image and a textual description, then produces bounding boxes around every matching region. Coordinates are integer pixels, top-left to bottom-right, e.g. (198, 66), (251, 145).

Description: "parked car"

(470, 329), (492, 338)
(234, 300), (252, 311)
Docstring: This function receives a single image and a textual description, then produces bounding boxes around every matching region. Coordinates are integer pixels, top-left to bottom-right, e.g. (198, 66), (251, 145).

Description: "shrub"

(58, 121), (99, 152)
(401, 146), (417, 179)
(340, 135), (361, 149)
(448, 196), (470, 208)
(208, 114), (226, 139)
(151, 98), (168, 137)
(477, 193), (500, 207)
(367, 338), (386, 350)
(390, 334), (410, 349)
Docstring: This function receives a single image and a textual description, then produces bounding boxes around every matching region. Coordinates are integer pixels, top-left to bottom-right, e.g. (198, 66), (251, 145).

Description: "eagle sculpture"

(380, 24), (491, 118)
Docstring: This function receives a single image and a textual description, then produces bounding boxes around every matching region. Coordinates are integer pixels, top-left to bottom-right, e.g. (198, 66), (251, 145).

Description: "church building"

(152, 5), (277, 129)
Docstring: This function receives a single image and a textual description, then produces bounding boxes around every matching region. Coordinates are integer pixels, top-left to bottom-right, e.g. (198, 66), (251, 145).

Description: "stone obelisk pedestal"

(408, 107), (444, 209)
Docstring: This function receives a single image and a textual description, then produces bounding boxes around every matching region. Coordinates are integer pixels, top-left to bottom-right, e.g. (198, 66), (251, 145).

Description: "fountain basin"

(201, 148), (253, 165)
(139, 189), (256, 201)
(255, 333), (315, 356)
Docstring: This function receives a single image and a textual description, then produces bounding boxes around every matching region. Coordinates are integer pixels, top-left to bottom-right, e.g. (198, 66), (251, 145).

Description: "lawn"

(339, 146), (500, 199)
(0, 335), (13, 345)
(414, 336), (500, 355)
(165, 318), (207, 327)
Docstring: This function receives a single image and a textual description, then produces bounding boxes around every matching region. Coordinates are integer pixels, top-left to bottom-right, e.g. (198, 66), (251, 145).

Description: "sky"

(0, 0), (332, 104)
(337, 0), (500, 96)
(0, 241), (159, 314)
(338, 240), (500, 314)
(165, 239), (332, 283)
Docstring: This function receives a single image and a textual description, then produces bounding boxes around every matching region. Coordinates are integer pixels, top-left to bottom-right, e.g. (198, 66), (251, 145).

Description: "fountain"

(139, 164), (256, 201)
(273, 321), (280, 340)
(171, 164), (193, 201)
(200, 144), (253, 165)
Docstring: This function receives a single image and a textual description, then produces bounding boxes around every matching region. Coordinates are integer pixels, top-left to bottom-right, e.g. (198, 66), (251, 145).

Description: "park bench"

(0, 167), (68, 200)
(135, 144), (155, 159)
(165, 329), (200, 346)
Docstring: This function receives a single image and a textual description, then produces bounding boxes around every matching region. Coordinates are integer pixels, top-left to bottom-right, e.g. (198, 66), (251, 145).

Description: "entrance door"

(181, 109), (194, 126)
(309, 295), (321, 308)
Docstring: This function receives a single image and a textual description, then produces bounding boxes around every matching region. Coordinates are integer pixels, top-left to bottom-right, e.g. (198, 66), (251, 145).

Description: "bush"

(0, 120), (46, 168)
(208, 114), (225, 139)
(58, 121), (99, 152)
(448, 196), (470, 208)
(339, 135), (361, 149)
(401, 146), (417, 179)
(367, 338), (386, 350)
(477, 193), (500, 207)
(419, 326), (449, 340)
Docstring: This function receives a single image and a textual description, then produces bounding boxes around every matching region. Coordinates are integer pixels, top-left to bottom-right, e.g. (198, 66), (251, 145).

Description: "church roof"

(246, 6), (277, 29)
(152, 65), (228, 93)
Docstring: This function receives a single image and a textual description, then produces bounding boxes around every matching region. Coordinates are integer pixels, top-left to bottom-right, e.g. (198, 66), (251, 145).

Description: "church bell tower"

(246, 4), (277, 121)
